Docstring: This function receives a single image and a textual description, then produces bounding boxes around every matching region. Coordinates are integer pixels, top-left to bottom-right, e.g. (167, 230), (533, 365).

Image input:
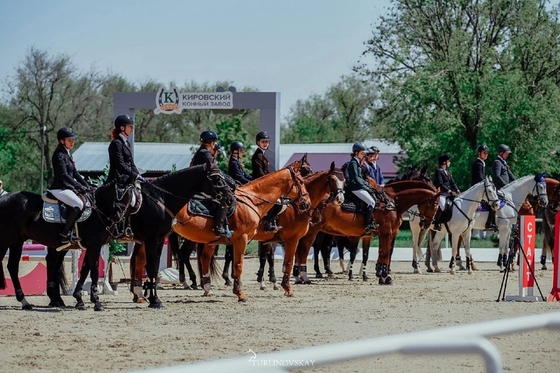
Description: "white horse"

(471, 174), (548, 271)
(409, 176), (500, 274)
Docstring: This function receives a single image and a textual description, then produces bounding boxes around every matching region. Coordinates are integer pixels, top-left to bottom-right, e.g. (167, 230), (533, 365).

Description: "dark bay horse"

(0, 183), (118, 310)
(294, 180), (440, 285)
(56, 161), (234, 309)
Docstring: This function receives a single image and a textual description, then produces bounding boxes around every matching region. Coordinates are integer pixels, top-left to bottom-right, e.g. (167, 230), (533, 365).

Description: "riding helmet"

(256, 131), (270, 143)
(369, 146), (380, 154)
(57, 127), (78, 141)
(114, 114), (134, 130)
(352, 142), (367, 153)
(438, 154), (450, 165)
(477, 144), (489, 153)
(498, 144), (511, 153)
(230, 141), (245, 152)
(200, 130), (218, 142)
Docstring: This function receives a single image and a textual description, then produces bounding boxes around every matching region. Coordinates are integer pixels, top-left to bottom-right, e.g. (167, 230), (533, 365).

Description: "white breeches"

(352, 189), (376, 207)
(49, 189), (84, 210)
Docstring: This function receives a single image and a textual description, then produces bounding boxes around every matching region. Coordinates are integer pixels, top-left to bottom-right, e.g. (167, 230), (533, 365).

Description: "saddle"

(187, 198), (237, 219)
(340, 190), (394, 213)
(41, 192), (92, 224)
(436, 196), (454, 225)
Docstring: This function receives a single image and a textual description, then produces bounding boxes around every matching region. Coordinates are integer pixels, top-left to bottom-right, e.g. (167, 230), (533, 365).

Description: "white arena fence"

(129, 311), (560, 373)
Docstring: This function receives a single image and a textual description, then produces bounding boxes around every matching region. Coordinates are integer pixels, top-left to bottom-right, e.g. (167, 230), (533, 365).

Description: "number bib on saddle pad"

(41, 193), (92, 224)
(476, 198), (506, 212)
(187, 199), (237, 218)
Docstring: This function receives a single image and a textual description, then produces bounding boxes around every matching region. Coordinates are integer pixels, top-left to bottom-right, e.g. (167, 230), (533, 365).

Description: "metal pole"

(40, 125), (46, 194)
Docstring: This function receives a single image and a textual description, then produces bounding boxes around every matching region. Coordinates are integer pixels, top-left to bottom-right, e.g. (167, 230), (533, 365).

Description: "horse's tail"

(167, 232), (181, 265)
(196, 243), (220, 282)
(0, 262), (5, 289)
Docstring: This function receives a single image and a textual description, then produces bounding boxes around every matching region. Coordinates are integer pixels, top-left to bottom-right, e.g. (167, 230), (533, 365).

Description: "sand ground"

(0, 258), (559, 373)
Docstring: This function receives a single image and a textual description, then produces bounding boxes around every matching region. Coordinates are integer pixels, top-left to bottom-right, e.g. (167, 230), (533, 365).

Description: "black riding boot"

(213, 205), (229, 237)
(485, 209), (498, 231)
(60, 206), (82, 244)
(264, 203), (283, 233)
(364, 205), (378, 234)
(433, 208), (443, 231)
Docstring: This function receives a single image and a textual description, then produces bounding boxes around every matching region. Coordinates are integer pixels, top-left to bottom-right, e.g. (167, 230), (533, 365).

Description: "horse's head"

(546, 178), (560, 212)
(287, 161), (311, 212)
(418, 191), (441, 230)
(533, 173), (548, 208)
(299, 153), (313, 177)
(206, 160), (235, 207)
(483, 176), (500, 211)
(326, 161), (345, 206)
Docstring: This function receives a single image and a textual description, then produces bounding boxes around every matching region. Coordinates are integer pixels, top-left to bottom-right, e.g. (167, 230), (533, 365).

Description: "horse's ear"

(420, 164), (428, 175)
(330, 161), (335, 171)
(301, 153), (308, 164)
(292, 160), (302, 172)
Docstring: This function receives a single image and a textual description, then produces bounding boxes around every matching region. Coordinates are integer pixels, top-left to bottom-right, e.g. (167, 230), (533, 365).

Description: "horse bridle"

(531, 180), (548, 208)
(412, 193), (440, 225)
(309, 169), (345, 226)
(288, 166), (311, 213)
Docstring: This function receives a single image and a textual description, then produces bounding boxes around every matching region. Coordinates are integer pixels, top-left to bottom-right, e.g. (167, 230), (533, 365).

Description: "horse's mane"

(501, 175), (535, 190)
(151, 164), (206, 186)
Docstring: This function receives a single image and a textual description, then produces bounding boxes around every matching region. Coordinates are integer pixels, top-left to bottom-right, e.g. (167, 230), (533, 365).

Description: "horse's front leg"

(144, 238), (163, 308)
(231, 234), (248, 302)
(72, 252), (90, 310)
(294, 229), (318, 285)
(198, 244), (215, 296)
(430, 231), (444, 274)
(256, 242), (268, 290)
(375, 232), (393, 285)
(448, 232), (461, 275)
(347, 239), (358, 281)
(180, 240), (198, 290)
(222, 244), (233, 286)
(86, 248), (104, 311)
(359, 237), (371, 281)
(462, 230), (474, 275)
(266, 245), (277, 290)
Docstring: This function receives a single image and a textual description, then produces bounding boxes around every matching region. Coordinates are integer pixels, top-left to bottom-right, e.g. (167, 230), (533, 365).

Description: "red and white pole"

(547, 213), (560, 302)
(506, 215), (540, 301)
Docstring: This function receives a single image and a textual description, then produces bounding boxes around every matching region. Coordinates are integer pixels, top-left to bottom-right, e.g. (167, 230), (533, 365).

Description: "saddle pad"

(187, 199), (236, 219)
(42, 201), (92, 224)
(476, 199), (507, 212)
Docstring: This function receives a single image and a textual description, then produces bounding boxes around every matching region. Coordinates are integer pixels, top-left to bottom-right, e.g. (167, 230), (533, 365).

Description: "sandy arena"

(0, 257), (559, 373)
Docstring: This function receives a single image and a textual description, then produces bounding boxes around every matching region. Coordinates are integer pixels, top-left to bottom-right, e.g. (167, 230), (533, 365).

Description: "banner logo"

(154, 87), (234, 114)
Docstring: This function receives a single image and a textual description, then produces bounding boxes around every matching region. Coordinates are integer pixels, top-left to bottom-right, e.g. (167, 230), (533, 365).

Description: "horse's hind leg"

(72, 253), (90, 310)
(313, 238), (322, 278)
(257, 242), (268, 290)
(6, 242), (32, 309)
(347, 239), (358, 281)
(180, 240), (198, 290)
(46, 248), (67, 308)
(86, 248), (104, 311)
(359, 237), (371, 281)
(321, 238), (334, 278)
(130, 242), (147, 303)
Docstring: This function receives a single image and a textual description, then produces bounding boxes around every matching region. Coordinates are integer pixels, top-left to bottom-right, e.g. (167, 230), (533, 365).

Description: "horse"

(0, 184), (117, 310)
(294, 180), (441, 285)
(131, 159), (312, 302)
(62, 160), (234, 309)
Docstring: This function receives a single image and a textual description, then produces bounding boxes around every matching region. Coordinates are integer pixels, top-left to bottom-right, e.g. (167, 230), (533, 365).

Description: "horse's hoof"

(362, 275), (369, 282)
(224, 280), (232, 286)
(294, 279), (303, 285)
(284, 291), (294, 297)
(48, 301), (66, 308)
(304, 280), (312, 285)
(434, 268), (441, 273)
(203, 291), (214, 297)
(273, 284), (279, 290)
(148, 302), (163, 309)
(94, 303), (105, 311)
(315, 273), (323, 278)
(413, 269), (420, 274)
(260, 284), (267, 290)
(191, 284), (199, 291)
(450, 270), (456, 275)
(378, 277), (393, 285)
(238, 298), (247, 303)
(328, 273), (336, 279)
(541, 265), (547, 270)
(22, 304), (33, 310)
(75, 302), (86, 310)
(426, 268), (434, 273)
(468, 270), (473, 275)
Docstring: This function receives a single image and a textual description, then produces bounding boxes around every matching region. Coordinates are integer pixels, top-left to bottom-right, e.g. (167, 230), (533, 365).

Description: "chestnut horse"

(295, 180), (441, 285)
(131, 160), (311, 302)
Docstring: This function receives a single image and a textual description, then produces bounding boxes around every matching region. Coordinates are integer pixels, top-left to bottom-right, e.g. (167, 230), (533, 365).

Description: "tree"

(356, 0), (560, 189)
(281, 74), (382, 143)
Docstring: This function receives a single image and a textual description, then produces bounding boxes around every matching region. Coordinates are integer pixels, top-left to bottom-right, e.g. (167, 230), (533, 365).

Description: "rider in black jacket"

(49, 127), (91, 243)
(471, 144), (496, 230)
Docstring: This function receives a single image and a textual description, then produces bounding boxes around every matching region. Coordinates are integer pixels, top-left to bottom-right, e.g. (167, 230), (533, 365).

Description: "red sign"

(520, 215), (536, 289)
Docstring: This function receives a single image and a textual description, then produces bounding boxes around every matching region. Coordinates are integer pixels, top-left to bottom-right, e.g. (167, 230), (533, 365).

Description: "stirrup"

(213, 227), (227, 237)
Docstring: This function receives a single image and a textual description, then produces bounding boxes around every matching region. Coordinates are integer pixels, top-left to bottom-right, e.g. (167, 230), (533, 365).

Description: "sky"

(0, 0), (391, 122)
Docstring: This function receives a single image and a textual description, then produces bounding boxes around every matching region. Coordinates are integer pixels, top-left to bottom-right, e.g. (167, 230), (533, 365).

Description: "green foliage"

(214, 116), (253, 173)
(357, 0), (560, 189)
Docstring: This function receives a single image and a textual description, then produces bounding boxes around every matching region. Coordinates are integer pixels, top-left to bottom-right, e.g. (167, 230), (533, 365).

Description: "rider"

(471, 144), (496, 230)
(492, 144), (515, 190)
(363, 146), (384, 186)
(433, 154), (461, 230)
(191, 130), (228, 237)
(0, 180), (7, 197)
(345, 142), (379, 234)
(228, 141), (252, 185)
(252, 131), (282, 233)
(49, 127), (91, 243)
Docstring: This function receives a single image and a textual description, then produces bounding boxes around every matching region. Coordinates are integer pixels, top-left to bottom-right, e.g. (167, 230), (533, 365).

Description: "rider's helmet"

(230, 141), (245, 152)
(352, 142), (367, 153)
(477, 144), (489, 153)
(369, 146), (380, 154)
(498, 144), (511, 153)
(114, 114), (134, 130)
(255, 131), (270, 143)
(438, 154), (450, 165)
(200, 130), (218, 143)
(57, 127), (78, 141)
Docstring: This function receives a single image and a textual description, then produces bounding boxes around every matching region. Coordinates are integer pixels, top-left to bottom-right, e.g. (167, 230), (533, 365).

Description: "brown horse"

(131, 159), (311, 302)
(295, 180), (440, 285)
